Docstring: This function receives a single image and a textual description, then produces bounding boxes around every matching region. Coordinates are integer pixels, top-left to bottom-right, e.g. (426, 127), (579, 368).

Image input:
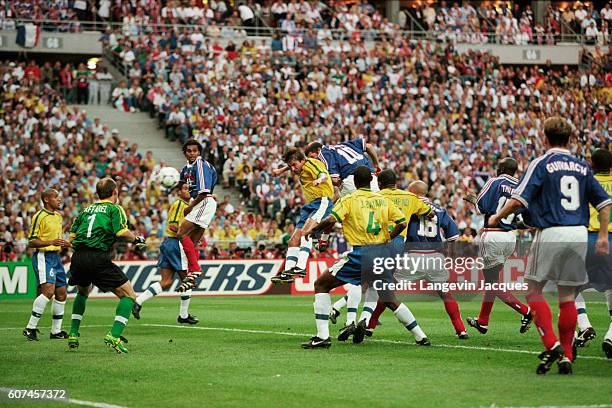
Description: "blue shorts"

(585, 232), (612, 292)
(329, 246), (363, 285)
(32, 251), (67, 287)
(297, 197), (332, 229)
(157, 238), (188, 272)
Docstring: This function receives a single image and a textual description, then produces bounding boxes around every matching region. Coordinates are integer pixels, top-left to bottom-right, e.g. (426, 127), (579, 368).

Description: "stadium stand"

(0, 2), (610, 263)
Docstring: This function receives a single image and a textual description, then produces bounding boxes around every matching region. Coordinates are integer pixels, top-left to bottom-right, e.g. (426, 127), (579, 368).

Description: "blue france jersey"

(477, 174), (522, 230)
(180, 156), (217, 199)
(513, 148), (611, 229)
(318, 139), (374, 180)
(406, 199), (460, 243)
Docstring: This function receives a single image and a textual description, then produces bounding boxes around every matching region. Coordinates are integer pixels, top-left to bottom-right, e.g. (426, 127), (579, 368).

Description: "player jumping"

(67, 178), (146, 353)
(301, 166), (429, 348)
(175, 139), (218, 292)
(131, 181), (199, 324)
(491, 117), (611, 374)
(23, 189), (71, 341)
(270, 148), (334, 284)
(464, 158), (533, 335)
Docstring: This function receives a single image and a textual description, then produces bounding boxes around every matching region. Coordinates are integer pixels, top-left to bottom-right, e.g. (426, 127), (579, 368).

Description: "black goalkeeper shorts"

(68, 248), (128, 292)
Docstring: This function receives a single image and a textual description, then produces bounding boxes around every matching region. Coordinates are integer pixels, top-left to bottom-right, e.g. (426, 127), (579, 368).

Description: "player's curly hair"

(543, 116), (573, 147)
(305, 142), (323, 156)
(182, 139), (203, 155)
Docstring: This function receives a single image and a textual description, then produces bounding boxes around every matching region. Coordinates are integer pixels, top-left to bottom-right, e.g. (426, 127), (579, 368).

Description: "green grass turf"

(0, 295), (611, 408)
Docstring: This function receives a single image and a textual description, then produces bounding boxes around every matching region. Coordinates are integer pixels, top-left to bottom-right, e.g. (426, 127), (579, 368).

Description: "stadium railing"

(2, 18), (589, 44)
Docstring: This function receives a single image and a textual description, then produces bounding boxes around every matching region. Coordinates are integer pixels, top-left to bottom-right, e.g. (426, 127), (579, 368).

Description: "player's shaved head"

(41, 188), (58, 201)
(377, 169), (397, 189)
(592, 148), (612, 174)
(497, 157), (518, 177)
(408, 180), (428, 197)
(97, 178), (117, 200)
(354, 166), (372, 189)
(543, 116), (573, 147)
(305, 142), (323, 156)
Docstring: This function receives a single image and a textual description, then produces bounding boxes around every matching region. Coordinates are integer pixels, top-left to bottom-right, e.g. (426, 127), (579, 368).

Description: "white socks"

(314, 293), (331, 340)
(180, 289), (192, 319)
(51, 299), (66, 334)
(136, 282), (163, 305)
(359, 286), (378, 326)
(285, 247), (299, 271)
(26, 294), (51, 330)
(394, 303), (427, 341)
(575, 293), (592, 331)
(333, 294), (348, 311)
(296, 237), (312, 270)
(345, 284), (362, 325)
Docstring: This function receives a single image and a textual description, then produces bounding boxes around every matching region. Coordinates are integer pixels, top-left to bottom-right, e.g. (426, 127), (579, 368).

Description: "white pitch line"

(141, 323), (610, 361)
(2, 323), (609, 361)
(0, 387), (127, 408)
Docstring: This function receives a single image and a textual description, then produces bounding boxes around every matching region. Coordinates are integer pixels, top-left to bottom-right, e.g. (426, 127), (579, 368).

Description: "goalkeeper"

(66, 177), (146, 354)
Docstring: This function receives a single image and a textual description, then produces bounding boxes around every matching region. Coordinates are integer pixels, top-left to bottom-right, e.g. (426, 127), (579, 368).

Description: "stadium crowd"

(0, 59), (308, 263)
(105, 25), (610, 238)
(1, 1), (610, 45)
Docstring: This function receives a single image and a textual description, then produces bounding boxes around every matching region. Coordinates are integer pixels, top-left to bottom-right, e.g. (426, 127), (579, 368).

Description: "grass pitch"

(1, 295), (610, 408)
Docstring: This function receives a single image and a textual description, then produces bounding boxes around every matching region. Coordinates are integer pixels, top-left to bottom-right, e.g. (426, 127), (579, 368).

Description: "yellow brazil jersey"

(331, 189), (406, 246)
(589, 174), (612, 233)
(166, 199), (189, 238)
(28, 209), (63, 251)
(379, 188), (432, 238)
(299, 158), (334, 203)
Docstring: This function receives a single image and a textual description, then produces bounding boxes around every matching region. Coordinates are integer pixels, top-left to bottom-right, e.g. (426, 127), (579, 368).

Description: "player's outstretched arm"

(488, 198), (523, 227)
(365, 143), (379, 169)
(28, 238), (71, 249)
(271, 165), (290, 177)
(389, 222), (407, 240)
(595, 204), (611, 255)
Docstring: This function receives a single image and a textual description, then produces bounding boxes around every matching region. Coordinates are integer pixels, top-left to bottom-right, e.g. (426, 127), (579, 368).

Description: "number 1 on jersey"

(86, 214), (97, 238)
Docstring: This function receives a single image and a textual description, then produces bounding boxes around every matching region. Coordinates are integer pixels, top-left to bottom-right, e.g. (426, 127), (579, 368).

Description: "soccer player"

(305, 139), (379, 319)
(300, 166), (429, 349)
(367, 180), (469, 339)
(491, 117), (611, 374)
(131, 181), (199, 324)
(464, 158), (533, 335)
(67, 178), (146, 353)
(22, 189), (71, 341)
(175, 139), (218, 292)
(270, 148), (334, 284)
(571, 148), (612, 358)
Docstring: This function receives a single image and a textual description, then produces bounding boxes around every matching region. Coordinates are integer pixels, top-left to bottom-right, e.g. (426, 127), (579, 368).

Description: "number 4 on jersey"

(367, 211), (381, 235)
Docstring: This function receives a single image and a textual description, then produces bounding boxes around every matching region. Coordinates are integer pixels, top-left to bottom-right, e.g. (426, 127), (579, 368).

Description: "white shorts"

(185, 197), (217, 228)
(525, 226), (588, 286)
(340, 174), (379, 197)
(478, 229), (516, 269)
(395, 251), (449, 283)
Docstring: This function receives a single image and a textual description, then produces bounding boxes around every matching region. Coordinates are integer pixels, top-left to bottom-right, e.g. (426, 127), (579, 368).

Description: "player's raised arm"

(365, 142), (380, 170)
(271, 165), (290, 177)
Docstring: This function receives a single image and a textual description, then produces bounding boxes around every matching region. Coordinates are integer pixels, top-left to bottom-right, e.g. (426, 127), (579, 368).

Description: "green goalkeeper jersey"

(70, 199), (129, 252)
